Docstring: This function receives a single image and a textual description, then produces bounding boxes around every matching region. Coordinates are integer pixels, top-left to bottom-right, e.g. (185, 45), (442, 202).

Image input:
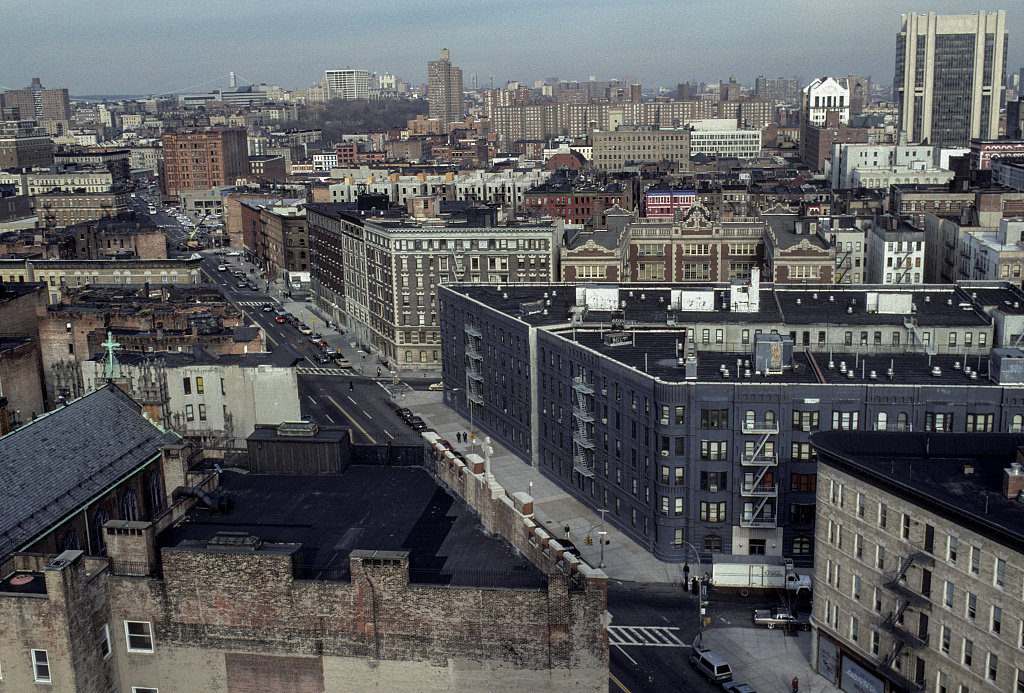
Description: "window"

(966, 592), (977, 620)
(32, 649), (50, 683)
(700, 441), (727, 460)
(941, 625), (951, 654)
(988, 653), (998, 681)
(125, 621), (154, 653)
(703, 534), (723, 552)
(944, 581), (954, 608)
(948, 536), (958, 563)
(182, 377), (191, 395)
(876, 545), (885, 571)
(925, 411), (954, 432)
(850, 616), (859, 643)
(700, 409), (728, 429)
(901, 513), (910, 539)
(963, 638), (973, 667)
(995, 558), (1006, 588)
(966, 412), (994, 432)
(871, 630), (880, 656)
(879, 503), (887, 529)
(700, 501), (726, 523)
(185, 404), (194, 422)
(852, 574), (862, 601)
(970, 546), (980, 575)
(790, 473), (816, 492)
(992, 605), (1002, 634)
(700, 471), (728, 492)
(792, 537), (812, 554)
(195, 376), (204, 394)
(99, 623), (111, 660)
(831, 410), (859, 430)
(856, 493), (865, 518)
(792, 410), (819, 431)
(674, 498), (684, 516)
(132, 688), (159, 693)
(198, 404), (206, 422)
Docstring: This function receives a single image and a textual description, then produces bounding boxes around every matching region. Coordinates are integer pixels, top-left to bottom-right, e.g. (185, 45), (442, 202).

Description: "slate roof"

(0, 384), (180, 562)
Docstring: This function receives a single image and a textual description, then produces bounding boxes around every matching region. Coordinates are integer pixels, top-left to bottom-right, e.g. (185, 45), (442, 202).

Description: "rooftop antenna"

(645, 352), (649, 372)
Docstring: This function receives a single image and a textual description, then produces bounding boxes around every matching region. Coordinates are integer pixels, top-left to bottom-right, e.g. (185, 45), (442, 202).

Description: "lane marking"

(609, 671), (631, 691)
(325, 395), (377, 444)
(382, 428), (394, 440)
(347, 396), (358, 405)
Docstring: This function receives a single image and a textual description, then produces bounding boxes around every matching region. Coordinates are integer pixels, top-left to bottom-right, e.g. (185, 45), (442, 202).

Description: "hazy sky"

(2, 1), (1020, 96)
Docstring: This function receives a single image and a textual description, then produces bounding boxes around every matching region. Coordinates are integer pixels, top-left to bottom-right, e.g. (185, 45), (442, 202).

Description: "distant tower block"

(229, 71), (237, 88)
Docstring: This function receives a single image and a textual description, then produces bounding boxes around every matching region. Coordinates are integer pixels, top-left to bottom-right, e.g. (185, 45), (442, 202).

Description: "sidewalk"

(400, 388), (691, 584)
(699, 628), (839, 693)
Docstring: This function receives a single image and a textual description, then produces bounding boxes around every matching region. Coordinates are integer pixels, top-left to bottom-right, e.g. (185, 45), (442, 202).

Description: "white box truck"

(710, 554), (812, 597)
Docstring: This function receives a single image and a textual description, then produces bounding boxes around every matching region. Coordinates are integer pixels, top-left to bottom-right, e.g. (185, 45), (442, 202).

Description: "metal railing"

(108, 560), (161, 578)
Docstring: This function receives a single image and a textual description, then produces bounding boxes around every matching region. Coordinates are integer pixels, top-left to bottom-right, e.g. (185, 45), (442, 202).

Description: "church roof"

(0, 384), (180, 562)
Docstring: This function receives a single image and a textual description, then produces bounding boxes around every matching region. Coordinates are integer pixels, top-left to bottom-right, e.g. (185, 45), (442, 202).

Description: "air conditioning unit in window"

(601, 418), (608, 424)
(661, 450), (670, 457)
(659, 418), (669, 425)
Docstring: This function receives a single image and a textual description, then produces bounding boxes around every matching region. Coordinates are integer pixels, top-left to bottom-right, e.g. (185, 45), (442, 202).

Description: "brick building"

(66, 213), (168, 259)
(0, 280), (47, 422)
(0, 408), (607, 691)
(160, 127), (249, 202)
(523, 178), (631, 225)
(36, 283), (261, 404)
(763, 212), (836, 284)
(624, 202), (763, 282)
(810, 431), (1024, 693)
(0, 116), (53, 170)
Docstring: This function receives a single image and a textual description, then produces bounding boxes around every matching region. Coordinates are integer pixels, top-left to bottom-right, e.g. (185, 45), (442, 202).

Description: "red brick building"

(524, 179), (630, 225)
(160, 127), (249, 202)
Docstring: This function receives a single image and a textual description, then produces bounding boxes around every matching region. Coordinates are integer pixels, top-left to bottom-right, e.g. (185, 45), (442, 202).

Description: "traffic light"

(584, 535), (593, 546)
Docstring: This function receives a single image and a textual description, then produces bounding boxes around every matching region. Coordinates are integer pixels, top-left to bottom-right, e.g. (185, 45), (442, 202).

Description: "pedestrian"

(792, 676), (799, 693)
(564, 524), (571, 540)
(349, 381), (353, 391)
(456, 432), (462, 444)
(683, 563), (690, 585)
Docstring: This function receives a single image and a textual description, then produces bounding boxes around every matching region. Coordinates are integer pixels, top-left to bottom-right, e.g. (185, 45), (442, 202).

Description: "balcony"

(573, 431), (595, 449)
(882, 577), (931, 609)
(464, 324), (481, 339)
(465, 344), (483, 360)
(739, 513), (776, 529)
(741, 420), (779, 435)
(572, 376), (594, 395)
(573, 407), (595, 424)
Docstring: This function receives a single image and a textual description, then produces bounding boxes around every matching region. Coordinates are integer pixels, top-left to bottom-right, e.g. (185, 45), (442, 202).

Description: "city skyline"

(3, 0), (1020, 96)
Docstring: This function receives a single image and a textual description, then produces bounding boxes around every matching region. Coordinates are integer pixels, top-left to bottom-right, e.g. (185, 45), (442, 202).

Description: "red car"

(436, 439), (453, 451)
(275, 315), (287, 323)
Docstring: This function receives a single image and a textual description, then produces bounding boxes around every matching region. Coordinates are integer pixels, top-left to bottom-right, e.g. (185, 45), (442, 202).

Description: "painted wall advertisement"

(817, 634), (839, 685)
(840, 655), (885, 693)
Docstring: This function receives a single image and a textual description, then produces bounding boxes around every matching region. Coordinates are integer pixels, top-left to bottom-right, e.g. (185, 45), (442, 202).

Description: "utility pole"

(597, 508), (608, 568)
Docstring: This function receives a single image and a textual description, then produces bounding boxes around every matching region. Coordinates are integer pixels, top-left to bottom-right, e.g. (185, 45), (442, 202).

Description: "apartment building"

(160, 127), (249, 201)
(439, 280), (1024, 564)
(323, 69), (370, 100)
(810, 430), (1024, 693)
(307, 200), (560, 373)
(688, 120), (761, 159)
(824, 216), (870, 285)
(0, 117), (53, 170)
(591, 126), (690, 172)
(865, 217), (926, 285)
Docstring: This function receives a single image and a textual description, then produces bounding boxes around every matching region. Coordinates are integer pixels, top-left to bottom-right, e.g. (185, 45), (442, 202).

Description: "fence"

(108, 559), (161, 578)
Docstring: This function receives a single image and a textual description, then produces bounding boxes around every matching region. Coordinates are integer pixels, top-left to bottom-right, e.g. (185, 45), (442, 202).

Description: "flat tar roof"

(158, 468), (544, 586)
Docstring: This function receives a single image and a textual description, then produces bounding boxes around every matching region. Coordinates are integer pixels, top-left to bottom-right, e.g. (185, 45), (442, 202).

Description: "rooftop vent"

(954, 361), (961, 370)
(963, 464), (975, 476)
(847, 370), (855, 379)
(603, 332), (632, 348)
(277, 420), (318, 437)
(947, 299), (953, 306)
(796, 298), (801, 305)
(924, 295), (930, 302)
(207, 531), (262, 551)
(869, 370), (877, 379)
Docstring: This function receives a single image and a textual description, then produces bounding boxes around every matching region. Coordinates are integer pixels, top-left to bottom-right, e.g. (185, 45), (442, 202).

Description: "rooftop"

(0, 385), (180, 562)
(91, 344), (301, 369)
(811, 432), (1024, 554)
(158, 467), (546, 588)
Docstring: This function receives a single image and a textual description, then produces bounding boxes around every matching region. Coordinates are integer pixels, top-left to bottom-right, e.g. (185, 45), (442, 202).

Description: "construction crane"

(177, 212), (212, 251)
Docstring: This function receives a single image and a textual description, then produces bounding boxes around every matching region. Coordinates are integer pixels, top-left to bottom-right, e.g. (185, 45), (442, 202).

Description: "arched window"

(147, 473), (165, 516)
(744, 410), (755, 430)
(93, 508), (109, 555)
(876, 412), (888, 431)
(63, 530), (80, 551)
(765, 410), (776, 426)
(1013, 414), (1023, 433)
(703, 534), (723, 552)
(120, 490), (138, 521)
(897, 412), (909, 430)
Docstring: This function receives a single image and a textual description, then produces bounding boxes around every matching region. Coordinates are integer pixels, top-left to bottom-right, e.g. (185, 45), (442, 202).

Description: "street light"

(679, 540), (705, 644)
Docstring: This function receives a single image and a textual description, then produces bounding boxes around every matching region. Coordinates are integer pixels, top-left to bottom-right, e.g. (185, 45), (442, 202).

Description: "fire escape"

(449, 250), (466, 281)
(464, 323), (483, 414)
(571, 376), (595, 477)
(739, 416), (778, 527)
(876, 549), (933, 693)
(834, 243), (851, 284)
(892, 244), (914, 285)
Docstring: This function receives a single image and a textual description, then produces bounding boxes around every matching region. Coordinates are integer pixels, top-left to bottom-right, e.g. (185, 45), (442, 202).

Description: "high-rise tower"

(895, 11), (1008, 147)
(427, 49), (464, 128)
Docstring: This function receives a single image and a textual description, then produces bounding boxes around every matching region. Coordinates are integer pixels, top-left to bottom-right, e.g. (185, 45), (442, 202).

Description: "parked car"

(722, 683), (757, 693)
(297, 324), (313, 335)
(395, 408), (413, 421)
(335, 357), (353, 368)
(689, 647), (732, 683)
(275, 315), (287, 323)
(315, 354), (331, 364)
(408, 416), (427, 431)
(217, 264), (228, 271)
(435, 439), (453, 451)
(428, 382), (444, 391)
(752, 608), (810, 631)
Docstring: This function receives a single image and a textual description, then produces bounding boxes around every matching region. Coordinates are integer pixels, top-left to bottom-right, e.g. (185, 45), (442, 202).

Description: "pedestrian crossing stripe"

(607, 625), (686, 647)
(297, 367), (355, 376)
(236, 301), (269, 307)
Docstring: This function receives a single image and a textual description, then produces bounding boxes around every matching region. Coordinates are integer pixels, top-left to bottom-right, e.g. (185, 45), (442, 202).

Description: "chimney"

(1006, 459), (1024, 499)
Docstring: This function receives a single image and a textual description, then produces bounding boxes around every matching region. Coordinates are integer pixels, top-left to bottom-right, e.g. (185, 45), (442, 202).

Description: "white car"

(217, 265), (228, 271)
(226, 251), (241, 257)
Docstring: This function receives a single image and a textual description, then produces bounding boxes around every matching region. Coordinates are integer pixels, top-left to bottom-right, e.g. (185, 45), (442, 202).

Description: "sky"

(2, 1), (1021, 96)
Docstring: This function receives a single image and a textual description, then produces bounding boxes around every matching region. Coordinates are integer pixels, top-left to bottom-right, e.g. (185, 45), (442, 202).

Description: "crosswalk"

(297, 366), (354, 377)
(607, 625), (686, 648)
(235, 301), (270, 308)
